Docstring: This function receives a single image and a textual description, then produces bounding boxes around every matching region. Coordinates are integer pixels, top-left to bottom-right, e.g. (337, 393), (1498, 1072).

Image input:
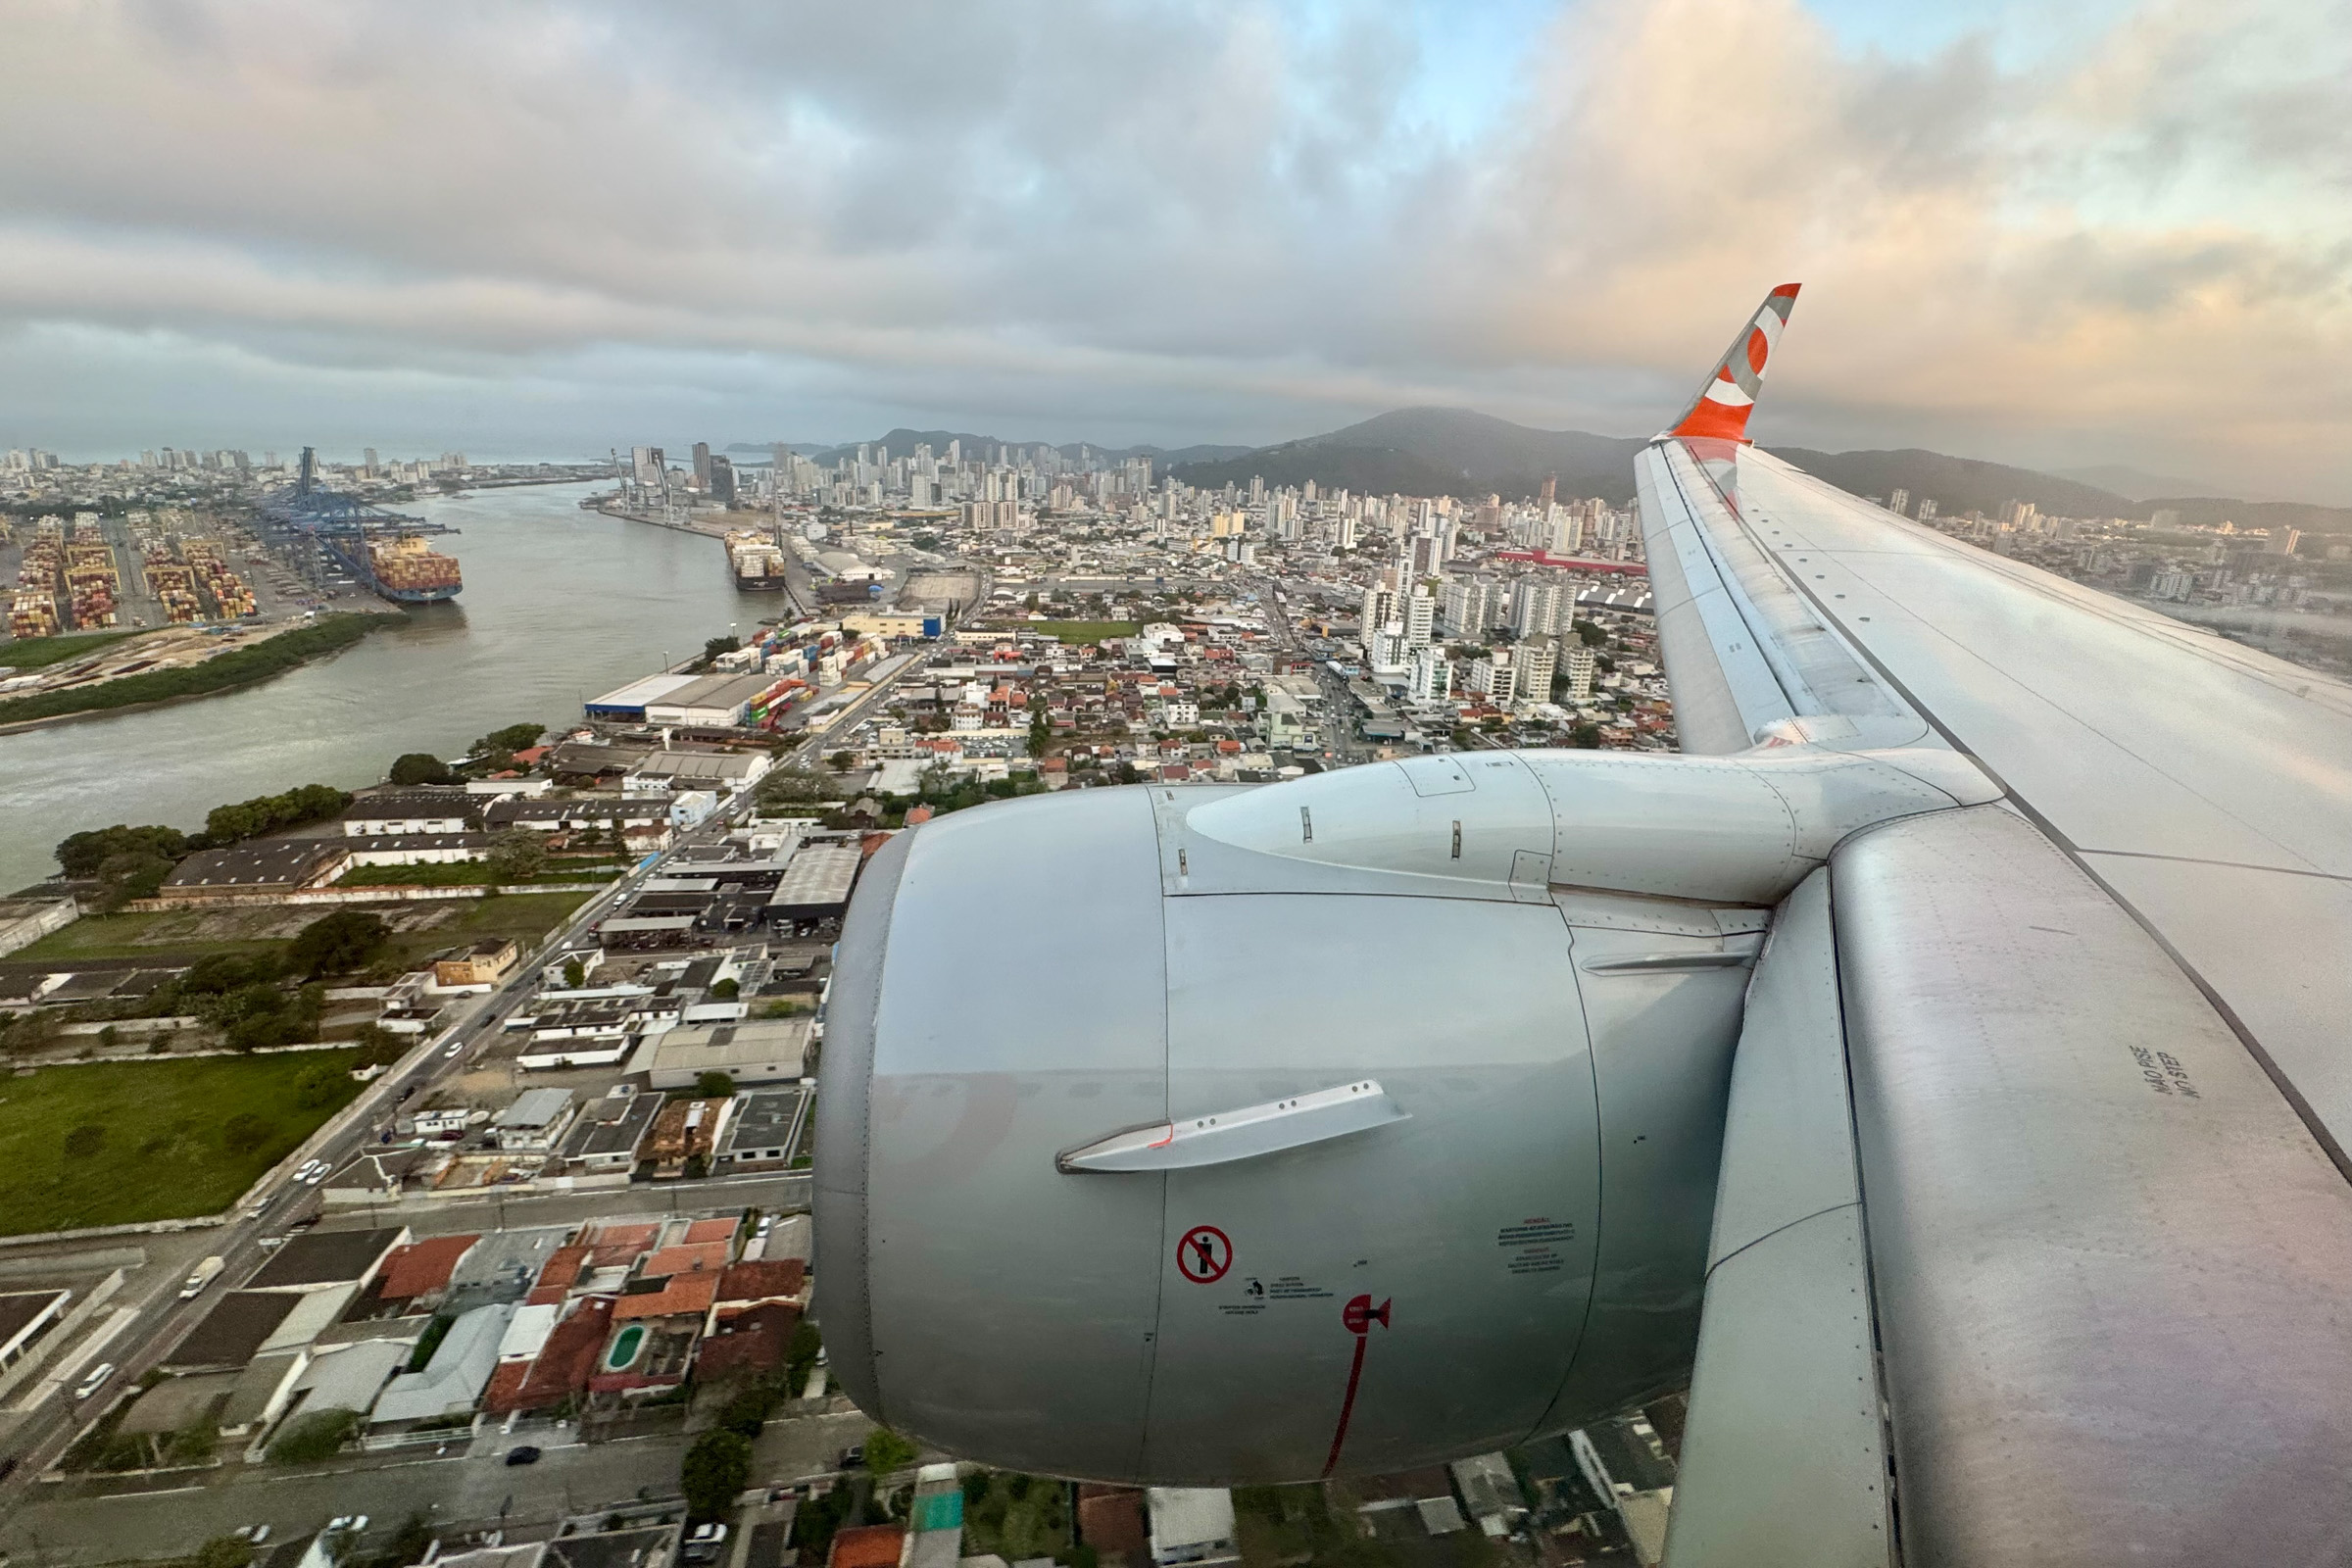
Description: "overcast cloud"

(2, 0), (2349, 499)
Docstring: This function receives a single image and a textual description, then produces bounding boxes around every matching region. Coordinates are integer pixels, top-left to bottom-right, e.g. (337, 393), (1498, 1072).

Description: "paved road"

(5, 1406), (873, 1565)
(323, 1172), (810, 1240)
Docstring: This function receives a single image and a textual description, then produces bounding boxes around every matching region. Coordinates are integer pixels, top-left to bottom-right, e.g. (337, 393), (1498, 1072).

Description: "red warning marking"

(1323, 1293), (1392, 1477)
(1176, 1225), (1232, 1284)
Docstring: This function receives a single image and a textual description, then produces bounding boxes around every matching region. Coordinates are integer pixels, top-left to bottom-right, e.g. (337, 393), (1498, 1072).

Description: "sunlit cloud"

(0, 0), (2346, 499)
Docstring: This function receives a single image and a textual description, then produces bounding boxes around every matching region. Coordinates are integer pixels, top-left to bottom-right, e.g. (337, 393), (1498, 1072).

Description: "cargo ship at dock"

(725, 528), (792, 591)
(262, 448), (464, 607)
(321, 532), (464, 604)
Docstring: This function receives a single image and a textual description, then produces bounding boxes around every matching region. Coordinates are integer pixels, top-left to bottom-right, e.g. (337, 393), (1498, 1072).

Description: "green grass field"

(0, 629), (149, 670)
(0, 1051), (365, 1234)
(13, 891), (593, 969)
(10, 906), (289, 963)
(1027, 620), (1141, 645)
(376, 891), (592, 968)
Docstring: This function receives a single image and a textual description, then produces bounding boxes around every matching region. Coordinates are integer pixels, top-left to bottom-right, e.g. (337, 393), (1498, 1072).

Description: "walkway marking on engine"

(1177, 1224), (1232, 1283)
(1322, 1293), (1392, 1477)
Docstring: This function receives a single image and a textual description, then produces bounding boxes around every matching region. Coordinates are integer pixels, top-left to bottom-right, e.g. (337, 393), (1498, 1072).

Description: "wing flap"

(1834, 805), (2352, 1565)
(1663, 869), (1894, 1568)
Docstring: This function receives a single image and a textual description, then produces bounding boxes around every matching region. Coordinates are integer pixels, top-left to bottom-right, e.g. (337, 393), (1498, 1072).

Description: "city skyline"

(4, 0), (2351, 502)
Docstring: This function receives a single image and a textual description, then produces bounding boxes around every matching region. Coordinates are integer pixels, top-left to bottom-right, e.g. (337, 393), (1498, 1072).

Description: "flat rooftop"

(244, 1227), (407, 1291)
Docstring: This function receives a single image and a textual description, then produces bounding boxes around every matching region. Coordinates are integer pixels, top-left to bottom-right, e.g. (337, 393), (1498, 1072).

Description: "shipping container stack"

(368, 533), (462, 596)
(10, 517), (67, 640)
(183, 538), (258, 618)
(64, 518), (122, 630)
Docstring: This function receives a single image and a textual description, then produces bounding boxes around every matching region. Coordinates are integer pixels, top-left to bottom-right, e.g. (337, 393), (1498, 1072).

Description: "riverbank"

(0, 481), (776, 893)
(590, 494), (751, 541)
(0, 612), (391, 733)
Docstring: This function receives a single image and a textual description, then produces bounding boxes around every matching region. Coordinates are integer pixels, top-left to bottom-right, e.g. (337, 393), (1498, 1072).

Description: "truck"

(178, 1256), (225, 1299)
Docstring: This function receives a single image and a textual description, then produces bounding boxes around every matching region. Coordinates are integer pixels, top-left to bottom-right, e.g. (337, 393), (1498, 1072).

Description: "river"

(0, 482), (777, 893)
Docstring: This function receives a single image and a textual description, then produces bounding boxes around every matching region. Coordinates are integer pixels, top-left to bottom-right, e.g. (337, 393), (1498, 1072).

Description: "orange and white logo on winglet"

(1668, 283), (1800, 443)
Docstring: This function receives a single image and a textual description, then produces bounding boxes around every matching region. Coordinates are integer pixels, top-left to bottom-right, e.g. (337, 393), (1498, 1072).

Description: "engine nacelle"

(815, 748), (1991, 1483)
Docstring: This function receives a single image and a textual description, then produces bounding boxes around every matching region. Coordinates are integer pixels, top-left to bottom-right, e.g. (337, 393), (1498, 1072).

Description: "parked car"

(505, 1446), (542, 1466)
(73, 1364), (114, 1401)
(838, 1443), (863, 1470)
(683, 1525), (728, 1564)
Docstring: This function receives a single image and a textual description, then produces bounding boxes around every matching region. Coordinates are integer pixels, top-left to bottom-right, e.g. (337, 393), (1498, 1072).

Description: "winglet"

(1668, 284), (1800, 442)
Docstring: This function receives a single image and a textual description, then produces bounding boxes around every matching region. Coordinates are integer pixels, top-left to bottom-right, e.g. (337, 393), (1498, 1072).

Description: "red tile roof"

(612, 1270), (720, 1321)
(481, 1297), (612, 1414)
(527, 1244), (590, 1304)
(830, 1527), (906, 1568)
(642, 1242), (729, 1278)
(377, 1235), (480, 1300)
(716, 1259), (806, 1304)
(695, 1300), (801, 1384)
(582, 1222), (660, 1268)
(683, 1217), (741, 1246)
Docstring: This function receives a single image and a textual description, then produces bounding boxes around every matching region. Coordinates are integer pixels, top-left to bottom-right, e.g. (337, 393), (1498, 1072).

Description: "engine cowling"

(815, 749), (1992, 1483)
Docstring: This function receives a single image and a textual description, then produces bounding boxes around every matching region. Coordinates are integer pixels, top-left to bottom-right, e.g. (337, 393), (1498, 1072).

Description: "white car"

(326, 1515), (369, 1535)
(74, 1363), (114, 1400)
(444, 1040), (464, 1057)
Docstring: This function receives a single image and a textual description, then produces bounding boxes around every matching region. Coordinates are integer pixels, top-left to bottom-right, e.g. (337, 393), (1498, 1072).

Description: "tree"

(711, 978), (739, 1001)
(827, 751), (857, 770)
(696, 1070), (737, 1100)
(703, 635), (741, 664)
(487, 830), (546, 883)
(290, 909), (389, 976)
(864, 1427), (918, 1477)
(469, 722), (544, 771)
(563, 957), (586, 989)
(267, 1408), (360, 1465)
(93, 849), (173, 911)
(56, 822), (188, 879)
(201, 784), (351, 847)
(680, 1429), (754, 1521)
(388, 752), (457, 787)
(296, 1062), (345, 1109)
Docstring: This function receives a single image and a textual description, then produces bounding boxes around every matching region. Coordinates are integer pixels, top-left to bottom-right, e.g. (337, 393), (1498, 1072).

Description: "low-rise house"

(435, 939), (519, 987)
(491, 1088), (578, 1152)
(372, 1235), (481, 1312)
(643, 1098), (732, 1177)
(713, 1089), (807, 1171)
(643, 1019), (811, 1092)
(481, 1296), (612, 1415)
(558, 1091), (662, 1171)
(370, 1300), (513, 1430)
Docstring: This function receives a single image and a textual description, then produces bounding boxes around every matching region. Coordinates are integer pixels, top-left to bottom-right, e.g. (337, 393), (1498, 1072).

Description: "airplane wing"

(1643, 291), (2352, 1566)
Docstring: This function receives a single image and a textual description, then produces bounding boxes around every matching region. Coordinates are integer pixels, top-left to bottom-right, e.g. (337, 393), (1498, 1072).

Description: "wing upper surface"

(1642, 434), (2352, 1152)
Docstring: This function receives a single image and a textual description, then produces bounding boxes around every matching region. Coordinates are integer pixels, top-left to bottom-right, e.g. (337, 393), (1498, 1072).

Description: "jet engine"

(814, 747), (1993, 1483)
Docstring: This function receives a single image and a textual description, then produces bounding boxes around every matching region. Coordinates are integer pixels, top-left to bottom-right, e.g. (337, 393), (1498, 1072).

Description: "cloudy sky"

(3, 0), (2349, 500)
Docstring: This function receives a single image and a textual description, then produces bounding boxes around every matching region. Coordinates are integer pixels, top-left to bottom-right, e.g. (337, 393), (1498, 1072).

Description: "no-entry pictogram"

(1177, 1225), (1232, 1283)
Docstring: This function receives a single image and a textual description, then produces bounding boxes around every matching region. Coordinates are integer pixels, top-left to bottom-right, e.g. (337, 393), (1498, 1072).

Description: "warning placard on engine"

(1497, 1217), (1575, 1276)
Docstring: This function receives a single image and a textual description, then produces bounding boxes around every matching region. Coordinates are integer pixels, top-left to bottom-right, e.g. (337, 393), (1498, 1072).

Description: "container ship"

(725, 529), (791, 592)
(320, 532), (464, 605)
